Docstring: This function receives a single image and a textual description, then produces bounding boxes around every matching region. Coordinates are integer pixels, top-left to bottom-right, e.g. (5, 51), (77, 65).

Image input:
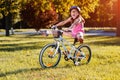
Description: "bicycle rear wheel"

(74, 44), (91, 65)
(39, 43), (61, 68)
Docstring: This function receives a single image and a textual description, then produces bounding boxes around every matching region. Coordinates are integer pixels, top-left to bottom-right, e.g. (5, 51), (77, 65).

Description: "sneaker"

(74, 61), (80, 66)
(79, 39), (83, 44)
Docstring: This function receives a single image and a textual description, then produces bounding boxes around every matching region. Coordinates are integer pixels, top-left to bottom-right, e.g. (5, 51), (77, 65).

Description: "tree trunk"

(5, 26), (10, 36)
(2, 12), (9, 36)
(116, 0), (120, 36)
(5, 15), (10, 36)
(6, 11), (13, 36)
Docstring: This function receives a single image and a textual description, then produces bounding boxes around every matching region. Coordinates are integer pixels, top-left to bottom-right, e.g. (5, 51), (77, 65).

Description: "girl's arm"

(68, 18), (80, 29)
(81, 16), (85, 23)
(55, 17), (71, 27)
(68, 16), (85, 29)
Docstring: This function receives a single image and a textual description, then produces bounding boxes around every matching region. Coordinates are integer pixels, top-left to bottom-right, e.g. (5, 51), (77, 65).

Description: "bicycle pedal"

(64, 55), (69, 61)
(65, 58), (69, 61)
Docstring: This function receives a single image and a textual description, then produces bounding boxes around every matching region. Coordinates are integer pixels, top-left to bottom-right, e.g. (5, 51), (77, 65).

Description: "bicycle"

(39, 26), (91, 68)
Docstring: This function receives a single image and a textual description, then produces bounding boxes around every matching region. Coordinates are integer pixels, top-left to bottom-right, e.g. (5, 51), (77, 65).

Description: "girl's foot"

(78, 38), (83, 44)
(74, 61), (80, 66)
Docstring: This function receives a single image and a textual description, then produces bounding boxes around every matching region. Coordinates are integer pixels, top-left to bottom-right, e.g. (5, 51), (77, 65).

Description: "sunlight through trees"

(0, 0), (119, 36)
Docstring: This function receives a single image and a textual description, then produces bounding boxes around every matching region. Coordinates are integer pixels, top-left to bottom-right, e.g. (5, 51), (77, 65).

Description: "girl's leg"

(77, 32), (84, 44)
(73, 38), (78, 45)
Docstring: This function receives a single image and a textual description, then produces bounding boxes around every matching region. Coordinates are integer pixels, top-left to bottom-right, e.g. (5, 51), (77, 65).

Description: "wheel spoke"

(39, 44), (61, 68)
(74, 45), (91, 65)
(85, 54), (89, 59)
(48, 50), (53, 55)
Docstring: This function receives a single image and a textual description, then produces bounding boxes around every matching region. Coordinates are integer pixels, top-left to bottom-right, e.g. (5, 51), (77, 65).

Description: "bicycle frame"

(39, 28), (91, 68)
(54, 35), (79, 59)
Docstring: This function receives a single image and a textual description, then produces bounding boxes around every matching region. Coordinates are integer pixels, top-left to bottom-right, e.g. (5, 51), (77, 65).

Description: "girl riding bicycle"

(39, 6), (92, 67)
(54, 6), (85, 45)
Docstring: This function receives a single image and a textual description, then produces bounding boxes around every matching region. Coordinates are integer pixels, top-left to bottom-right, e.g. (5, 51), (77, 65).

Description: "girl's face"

(70, 9), (79, 19)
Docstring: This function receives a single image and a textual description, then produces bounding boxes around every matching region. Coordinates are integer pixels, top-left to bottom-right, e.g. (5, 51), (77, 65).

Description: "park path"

(0, 29), (116, 36)
(85, 32), (116, 36)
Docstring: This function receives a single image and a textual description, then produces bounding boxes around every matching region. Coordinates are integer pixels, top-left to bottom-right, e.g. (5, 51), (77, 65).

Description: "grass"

(0, 29), (5, 32)
(0, 34), (120, 80)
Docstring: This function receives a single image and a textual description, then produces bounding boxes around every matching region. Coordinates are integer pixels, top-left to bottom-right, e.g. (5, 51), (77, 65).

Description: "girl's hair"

(69, 6), (81, 20)
(69, 6), (81, 13)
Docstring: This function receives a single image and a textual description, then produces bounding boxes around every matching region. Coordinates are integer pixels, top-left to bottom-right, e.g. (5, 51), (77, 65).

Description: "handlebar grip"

(51, 25), (57, 29)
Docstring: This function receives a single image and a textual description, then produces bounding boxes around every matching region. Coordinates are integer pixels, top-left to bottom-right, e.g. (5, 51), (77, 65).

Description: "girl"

(54, 6), (85, 45)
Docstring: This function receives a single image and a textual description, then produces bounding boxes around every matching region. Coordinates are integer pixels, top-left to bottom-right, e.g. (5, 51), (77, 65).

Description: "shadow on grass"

(0, 64), (86, 77)
(0, 42), (44, 52)
(22, 34), (54, 40)
(0, 38), (24, 42)
(0, 35), (53, 52)
(0, 34), (55, 52)
(0, 68), (43, 77)
(0, 42), (41, 47)
(0, 46), (43, 52)
(0, 34), (53, 40)
(0, 66), (73, 77)
(85, 36), (120, 46)
(91, 40), (120, 46)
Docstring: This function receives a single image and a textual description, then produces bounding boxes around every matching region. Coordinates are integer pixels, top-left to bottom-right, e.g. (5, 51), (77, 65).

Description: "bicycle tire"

(74, 44), (92, 65)
(39, 43), (61, 68)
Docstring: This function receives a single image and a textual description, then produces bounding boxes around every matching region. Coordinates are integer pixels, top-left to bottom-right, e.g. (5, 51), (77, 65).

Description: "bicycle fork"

(52, 42), (60, 57)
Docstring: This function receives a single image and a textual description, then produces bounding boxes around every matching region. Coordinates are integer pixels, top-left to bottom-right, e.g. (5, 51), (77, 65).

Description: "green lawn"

(0, 34), (120, 80)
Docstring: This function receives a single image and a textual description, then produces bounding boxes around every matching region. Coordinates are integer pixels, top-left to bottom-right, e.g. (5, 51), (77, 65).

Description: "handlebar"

(51, 25), (72, 38)
(51, 25), (57, 30)
(51, 25), (71, 32)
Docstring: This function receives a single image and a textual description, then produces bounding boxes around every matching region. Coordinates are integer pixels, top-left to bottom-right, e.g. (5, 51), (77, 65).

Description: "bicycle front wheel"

(39, 43), (61, 68)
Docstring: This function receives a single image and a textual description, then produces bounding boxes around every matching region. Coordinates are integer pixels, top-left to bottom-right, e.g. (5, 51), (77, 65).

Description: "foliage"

(74, 0), (99, 18)
(0, 0), (24, 36)
(116, 0), (120, 36)
(86, 0), (117, 27)
(0, 34), (120, 79)
(0, 0), (119, 32)
(20, 0), (99, 30)
(53, 0), (74, 20)
(53, 0), (99, 19)
(0, 0), (21, 22)
(21, 0), (58, 31)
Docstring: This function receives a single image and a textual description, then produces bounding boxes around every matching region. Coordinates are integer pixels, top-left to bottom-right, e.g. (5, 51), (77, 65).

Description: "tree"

(21, 0), (58, 31)
(53, 0), (74, 21)
(21, 0), (99, 30)
(116, 0), (120, 36)
(74, 0), (99, 19)
(0, 0), (21, 36)
(85, 0), (117, 27)
(53, 0), (99, 20)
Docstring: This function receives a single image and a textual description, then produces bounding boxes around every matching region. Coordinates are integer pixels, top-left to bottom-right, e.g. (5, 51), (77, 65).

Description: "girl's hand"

(68, 28), (72, 31)
(51, 25), (57, 29)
